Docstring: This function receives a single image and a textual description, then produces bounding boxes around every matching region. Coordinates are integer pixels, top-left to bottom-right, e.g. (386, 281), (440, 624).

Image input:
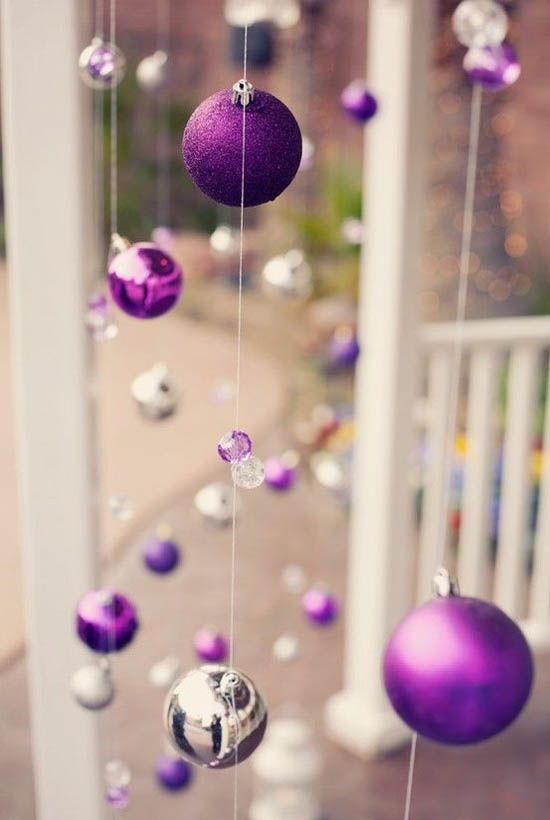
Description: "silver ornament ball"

(261, 250), (313, 301)
(194, 482), (238, 525)
(164, 665), (268, 769)
(131, 362), (180, 421)
(452, 0), (508, 48)
(136, 50), (168, 92)
(71, 661), (115, 710)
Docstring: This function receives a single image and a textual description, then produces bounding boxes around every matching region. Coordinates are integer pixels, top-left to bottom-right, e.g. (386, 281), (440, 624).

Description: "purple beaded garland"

(76, 589), (139, 653)
(108, 243), (183, 319)
(193, 627), (229, 662)
(341, 81), (378, 124)
(264, 456), (296, 491)
(463, 42), (521, 91)
(182, 88), (302, 207)
(302, 587), (339, 626)
(383, 595), (534, 745)
(143, 537), (181, 574)
(155, 756), (193, 791)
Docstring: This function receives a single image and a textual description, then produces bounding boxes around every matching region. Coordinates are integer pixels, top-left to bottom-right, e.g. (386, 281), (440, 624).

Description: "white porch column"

(325, 0), (434, 756)
(1, 1), (104, 818)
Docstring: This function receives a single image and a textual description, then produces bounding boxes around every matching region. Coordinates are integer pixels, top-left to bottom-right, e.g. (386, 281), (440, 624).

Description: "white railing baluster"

(458, 349), (501, 596)
(494, 346), (540, 618)
(416, 349), (452, 600)
(529, 364), (550, 625)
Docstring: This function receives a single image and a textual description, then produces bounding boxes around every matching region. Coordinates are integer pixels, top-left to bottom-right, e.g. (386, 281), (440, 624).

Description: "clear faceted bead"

(272, 633), (300, 663)
(217, 430), (252, 464)
(452, 0), (508, 48)
(232, 455), (265, 489)
(105, 786), (129, 809)
(104, 760), (131, 788)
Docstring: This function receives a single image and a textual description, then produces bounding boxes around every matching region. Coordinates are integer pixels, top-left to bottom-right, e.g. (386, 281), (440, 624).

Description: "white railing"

(418, 316), (550, 649)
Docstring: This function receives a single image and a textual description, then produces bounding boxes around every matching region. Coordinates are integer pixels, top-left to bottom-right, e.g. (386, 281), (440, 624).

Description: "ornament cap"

(232, 79), (255, 107)
(110, 232), (131, 254)
(432, 566), (460, 598)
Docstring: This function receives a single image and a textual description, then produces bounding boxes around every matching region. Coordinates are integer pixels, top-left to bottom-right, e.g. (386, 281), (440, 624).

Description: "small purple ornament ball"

(341, 80), (378, 123)
(218, 430), (252, 464)
(264, 456), (296, 491)
(463, 43), (521, 91)
(182, 88), (302, 207)
(105, 785), (129, 809)
(193, 627), (229, 662)
(155, 756), (193, 791)
(383, 595), (534, 745)
(76, 589), (139, 653)
(108, 242), (183, 319)
(328, 327), (360, 369)
(143, 537), (181, 574)
(302, 587), (339, 626)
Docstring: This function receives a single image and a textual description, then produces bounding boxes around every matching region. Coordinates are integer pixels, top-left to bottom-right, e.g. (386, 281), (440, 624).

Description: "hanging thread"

(109, 0), (118, 238)
(156, 0), (171, 228)
(402, 81), (483, 820)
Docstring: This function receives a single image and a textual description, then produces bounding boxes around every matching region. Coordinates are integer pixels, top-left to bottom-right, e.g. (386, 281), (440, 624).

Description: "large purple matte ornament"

(182, 85), (302, 207)
(341, 80), (378, 124)
(383, 593), (534, 745)
(76, 589), (139, 653)
(108, 241), (183, 319)
(155, 755), (193, 791)
(463, 43), (521, 91)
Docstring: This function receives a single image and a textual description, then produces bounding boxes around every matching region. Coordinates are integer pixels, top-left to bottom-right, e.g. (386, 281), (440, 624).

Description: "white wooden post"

(1, 1), (104, 818)
(325, 0), (434, 756)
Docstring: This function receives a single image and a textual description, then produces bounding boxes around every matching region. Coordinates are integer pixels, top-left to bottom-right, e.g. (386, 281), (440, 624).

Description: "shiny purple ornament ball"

(155, 755), (193, 791)
(383, 595), (534, 745)
(193, 627), (228, 662)
(182, 88), (302, 207)
(327, 328), (360, 369)
(264, 456), (296, 491)
(341, 81), (378, 123)
(302, 587), (339, 626)
(143, 537), (181, 574)
(108, 243), (183, 319)
(76, 589), (139, 653)
(463, 43), (521, 91)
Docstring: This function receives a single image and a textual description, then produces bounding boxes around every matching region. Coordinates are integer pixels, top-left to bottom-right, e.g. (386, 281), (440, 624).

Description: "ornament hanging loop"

(232, 79), (255, 107)
(432, 567), (460, 599)
(110, 232), (131, 254)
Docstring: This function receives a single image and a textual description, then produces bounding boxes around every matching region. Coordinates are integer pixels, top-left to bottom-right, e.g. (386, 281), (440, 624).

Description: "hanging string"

(227, 22), (249, 820)
(109, 0), (118, 238)
(156, 0), (171, 228)
(401, 81), (483, 820)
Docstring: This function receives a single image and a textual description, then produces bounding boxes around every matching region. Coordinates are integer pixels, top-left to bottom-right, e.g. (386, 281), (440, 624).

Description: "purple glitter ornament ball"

(264, 456), (296, 491)
(155, 755), (193, 791)
(463, 42), (521, 91)
(383, 595), (534, 745)
(182, 87), (302, 207)
(302, 587), (339, 626)
(217, 430), (252, 464)
(76, 589), (139, 653)
(108, 243), (183, 319)
(193, 627), (229, 662)
(143, 537), (181, 574)
(341, 81), (378, 123)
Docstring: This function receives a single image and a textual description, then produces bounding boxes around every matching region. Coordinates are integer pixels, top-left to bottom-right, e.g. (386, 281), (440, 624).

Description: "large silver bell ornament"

(71, 660), (115, 710)
(164, 665), (268, 769)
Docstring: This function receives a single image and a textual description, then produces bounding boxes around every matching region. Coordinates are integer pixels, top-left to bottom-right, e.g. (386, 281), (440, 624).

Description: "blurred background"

(1, 0), (550, 818)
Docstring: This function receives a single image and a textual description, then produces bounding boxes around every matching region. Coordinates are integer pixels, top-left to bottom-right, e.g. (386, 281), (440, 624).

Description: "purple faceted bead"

(143, 537), (180, 574)
(105, 785), (129, 808)
(182, 88), (302, 207)
(108, 243), (183, 319)
(193, 627), (228, 662)
(88, 45), (117, 81)
(155, 756), (193, 791)
(217, 430), (252, 464)
(383, 595), (534, 745)
(264, 456), (296, 491)
(341, 81), (378, 123)
(302, 587), (339, 626)
(463, 42), (521, 91)
(76, 589), (139, 653)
